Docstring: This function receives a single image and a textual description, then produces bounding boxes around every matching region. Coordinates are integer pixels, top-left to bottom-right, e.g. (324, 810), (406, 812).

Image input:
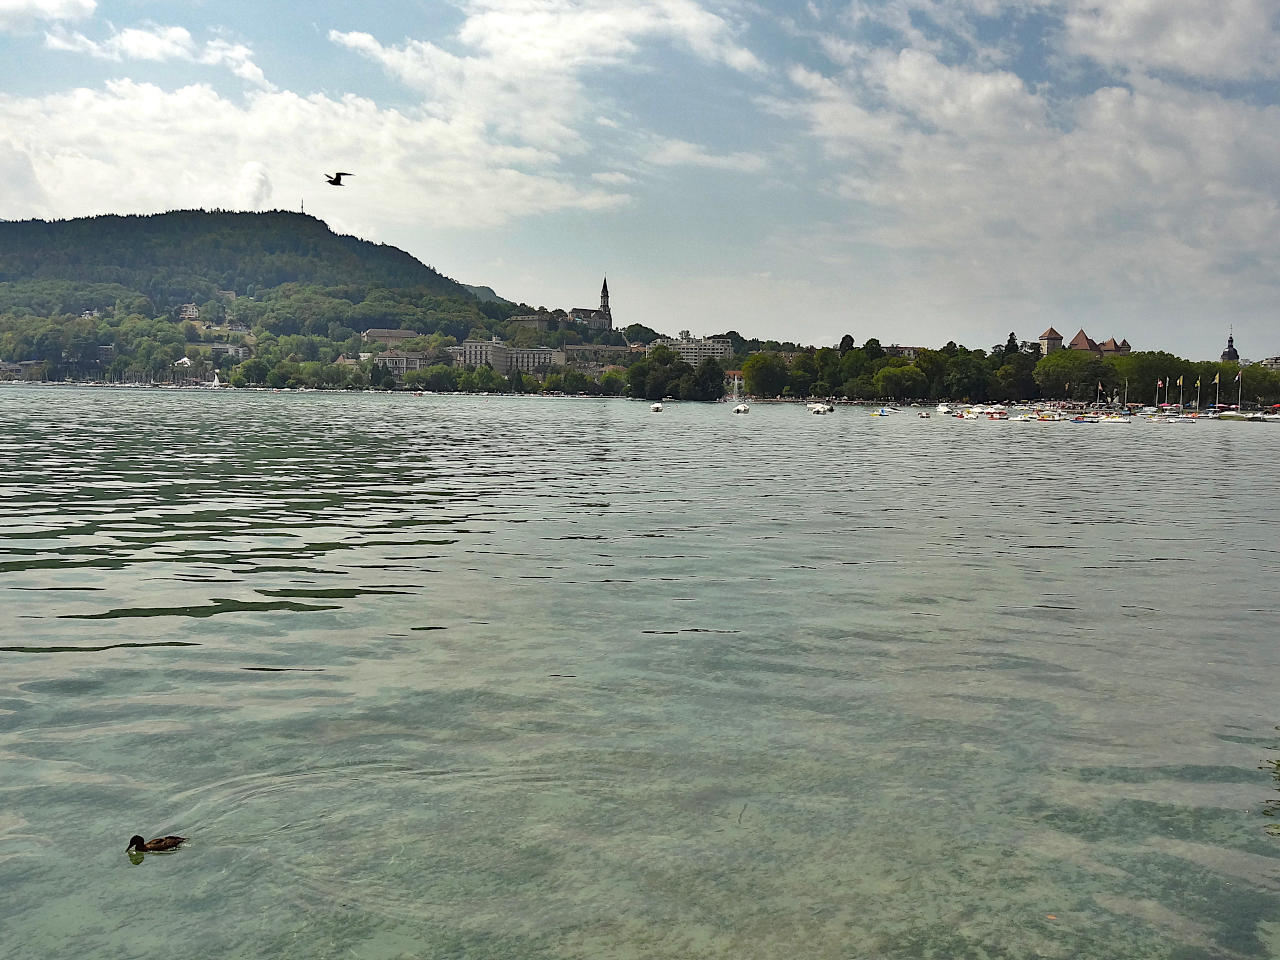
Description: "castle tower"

(1221, 333), (1239, 364)
(600, 277), (610, 321)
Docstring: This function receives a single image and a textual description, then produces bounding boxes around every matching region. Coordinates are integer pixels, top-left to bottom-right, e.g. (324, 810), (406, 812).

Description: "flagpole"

(1238, 370), (1243, 411)
(1178, 378), (1183, 409)
(1196, 379), (1201, 412)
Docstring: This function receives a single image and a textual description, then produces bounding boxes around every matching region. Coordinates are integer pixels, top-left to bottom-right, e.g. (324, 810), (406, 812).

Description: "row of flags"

(1065, 371), (1243, 394)
(1158, 372), (1241, 387)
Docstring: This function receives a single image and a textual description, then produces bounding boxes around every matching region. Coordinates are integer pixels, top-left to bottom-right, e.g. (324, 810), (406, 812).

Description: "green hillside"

(0, 208), (634, 389)
(0, 209), (470, 307)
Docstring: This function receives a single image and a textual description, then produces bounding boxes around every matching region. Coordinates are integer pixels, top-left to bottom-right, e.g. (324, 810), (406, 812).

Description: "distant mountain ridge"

(0, 209), (474, 307)
(462, 284), (513, 305)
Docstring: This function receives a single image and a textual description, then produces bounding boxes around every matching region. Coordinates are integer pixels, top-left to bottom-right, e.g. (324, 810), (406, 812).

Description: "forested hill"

(0, 210), (471, 306)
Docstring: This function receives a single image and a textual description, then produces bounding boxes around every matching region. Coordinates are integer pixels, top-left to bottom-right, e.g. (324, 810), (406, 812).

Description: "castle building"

(1064, 329), (1131, 356)
(1039, 327), (1063, 354)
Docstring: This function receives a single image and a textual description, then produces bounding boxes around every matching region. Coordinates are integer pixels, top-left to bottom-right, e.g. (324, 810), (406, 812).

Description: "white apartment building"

(456, 338), (509, 371)
(507, 346), (565, 373)
(450, 338), (564, 374)
(649, 331), (732, 364)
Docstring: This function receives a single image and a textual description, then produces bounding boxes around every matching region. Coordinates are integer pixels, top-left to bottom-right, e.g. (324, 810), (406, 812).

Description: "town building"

(568, 278), (613, 331)
(448, 338), (564, 374)
(1221, 334), (1240, 364)
(454, 337), (509, 371)
(178, 304), (199, 321)
(373, 350), (427, 378)
(884, 345), (925, 360)
(1258, 356), (1280, 371)
(1039, 328), (1063, 354)
(507, 346), (565, 373)
(650, 331), (733, 364)
(362, 328), (419, 347)
(209, 343), (250, 361)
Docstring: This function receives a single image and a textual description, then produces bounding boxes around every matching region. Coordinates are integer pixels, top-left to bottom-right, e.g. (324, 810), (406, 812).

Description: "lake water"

(1, 386), (1278, 960)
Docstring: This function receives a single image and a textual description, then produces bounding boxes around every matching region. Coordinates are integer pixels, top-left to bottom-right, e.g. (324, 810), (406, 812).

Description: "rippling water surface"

(2, 386), (1278, 959)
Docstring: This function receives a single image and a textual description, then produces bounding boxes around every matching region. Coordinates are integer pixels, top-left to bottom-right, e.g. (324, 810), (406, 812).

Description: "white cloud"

(330, 0), (762, 155)
(233, 161), (272, 210)
(0, 0), (93, 31)
(782, 50), (1280, 333)
(0, 139), (49, 214)
(592, 171), (634, 184)
(0, 80), (628, 230)
(44, 22), (274, 87)
(648, 137), (765, 172)
(1062, 0), (1280, 81)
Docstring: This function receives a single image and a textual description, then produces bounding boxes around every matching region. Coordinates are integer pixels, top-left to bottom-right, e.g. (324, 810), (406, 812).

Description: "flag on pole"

(1097, 381), (1103, 391)
(1176, 376), (1183, 387)
(1213, 373), (1220, 385)
(1157, 379), (1163, 387)
(1235, 371), (1242, 382)
(1195, 378), (1201, 387)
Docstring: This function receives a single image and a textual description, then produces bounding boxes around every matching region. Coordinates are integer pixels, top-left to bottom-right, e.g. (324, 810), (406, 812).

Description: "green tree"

(872, 364), (927, 401)
(1033, 350), (1104, 400)
(742, 352), (789, 397)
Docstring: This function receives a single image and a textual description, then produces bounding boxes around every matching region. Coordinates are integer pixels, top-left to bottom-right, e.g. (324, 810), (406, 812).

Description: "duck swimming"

(126, 834), (187, 853)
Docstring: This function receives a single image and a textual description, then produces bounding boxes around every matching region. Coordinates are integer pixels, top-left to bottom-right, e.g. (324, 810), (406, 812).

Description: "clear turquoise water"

(1, 387), (1278, 959)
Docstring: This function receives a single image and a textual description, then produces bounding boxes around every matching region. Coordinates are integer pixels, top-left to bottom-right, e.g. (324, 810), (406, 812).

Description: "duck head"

(126, 835), (146, 852)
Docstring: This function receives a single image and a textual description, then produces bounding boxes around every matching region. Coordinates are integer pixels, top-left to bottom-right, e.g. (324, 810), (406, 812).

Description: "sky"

(2, 0), (1278, 360)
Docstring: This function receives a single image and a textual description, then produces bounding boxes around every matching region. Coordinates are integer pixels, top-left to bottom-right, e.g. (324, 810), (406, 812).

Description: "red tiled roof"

(1039, 327), (1062, 340)
(1067, 329), (1097, 351)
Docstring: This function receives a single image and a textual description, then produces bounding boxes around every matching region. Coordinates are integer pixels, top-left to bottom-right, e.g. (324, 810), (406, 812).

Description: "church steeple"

(1221, 332), (1239, 364)
(600, 277), (610, 319)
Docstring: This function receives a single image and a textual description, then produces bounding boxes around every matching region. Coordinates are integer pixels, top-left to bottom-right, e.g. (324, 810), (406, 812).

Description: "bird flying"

(325, 172), (353, 186)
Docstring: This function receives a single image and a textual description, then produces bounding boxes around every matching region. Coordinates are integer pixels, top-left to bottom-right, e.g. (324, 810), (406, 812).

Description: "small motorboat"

(733, 403), (749, 414)
(651, 402), (663, 412)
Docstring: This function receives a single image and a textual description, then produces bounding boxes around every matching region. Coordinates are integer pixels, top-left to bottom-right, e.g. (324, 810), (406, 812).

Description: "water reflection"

(2, 388), (1280, 959)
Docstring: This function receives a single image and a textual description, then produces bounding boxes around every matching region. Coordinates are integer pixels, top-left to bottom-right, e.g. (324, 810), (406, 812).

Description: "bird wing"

(335, 172), (353, 177)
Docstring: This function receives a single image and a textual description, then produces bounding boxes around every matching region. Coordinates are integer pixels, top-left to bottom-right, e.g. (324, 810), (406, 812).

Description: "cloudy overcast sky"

(2, 0), (1277, 358)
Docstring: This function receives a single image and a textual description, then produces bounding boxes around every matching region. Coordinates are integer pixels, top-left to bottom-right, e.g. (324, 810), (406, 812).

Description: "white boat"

(651, 402), (663, 412)
(733, 403), (749, 414)
(918, 411), (930, 418)
(807, 401), (834, 414)
(936, 403), (953, 415)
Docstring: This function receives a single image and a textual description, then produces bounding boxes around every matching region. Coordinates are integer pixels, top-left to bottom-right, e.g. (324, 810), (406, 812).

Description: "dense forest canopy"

(0, 210), (469, 303)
